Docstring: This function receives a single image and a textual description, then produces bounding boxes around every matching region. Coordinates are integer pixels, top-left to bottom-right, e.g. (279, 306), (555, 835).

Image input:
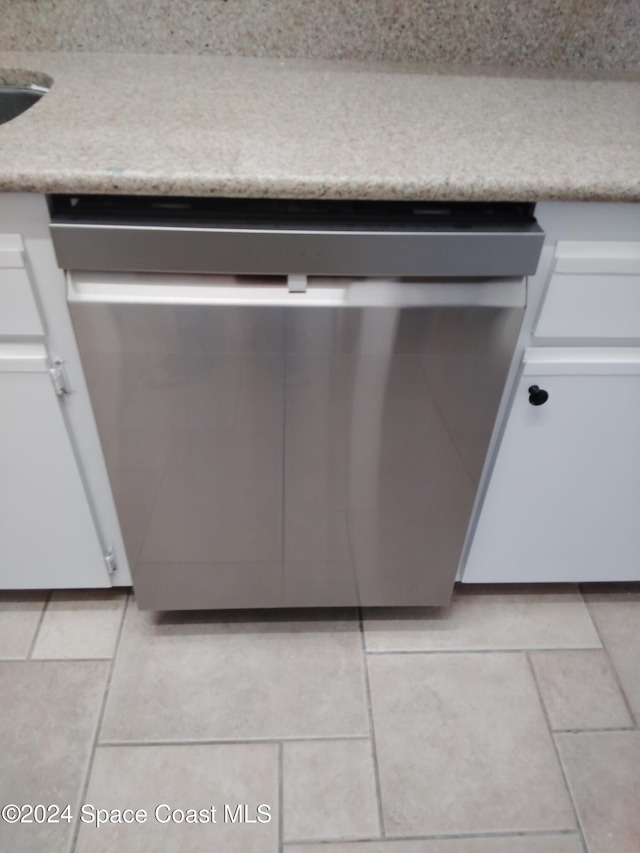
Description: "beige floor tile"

(283, 739), (379, 841)
(100, 603), (368, 742)
(557, 731), (640, 853)
(31, 590), (127, 659)
(75, 743), (278, 853)
(285, 835), (584, 853)
(0, 591), (47, 659)
(363, 584), (601, 651)
(530, 649), (633, 730)
(0, 660), (108, 853)
(368, 652), (575, 836)
(582, 585), (640, 722)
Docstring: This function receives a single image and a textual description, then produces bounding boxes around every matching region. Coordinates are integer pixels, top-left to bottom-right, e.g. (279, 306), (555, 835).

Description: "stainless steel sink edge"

(0, 70), (52, 126)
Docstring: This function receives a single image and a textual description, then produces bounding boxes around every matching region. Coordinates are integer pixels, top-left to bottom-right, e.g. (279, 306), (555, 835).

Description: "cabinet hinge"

(104, 546), (118, 574)
(49, 359), (72, 396)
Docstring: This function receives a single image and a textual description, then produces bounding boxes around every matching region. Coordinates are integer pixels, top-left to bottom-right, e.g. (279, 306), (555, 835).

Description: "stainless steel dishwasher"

(50, 196), (543, 610)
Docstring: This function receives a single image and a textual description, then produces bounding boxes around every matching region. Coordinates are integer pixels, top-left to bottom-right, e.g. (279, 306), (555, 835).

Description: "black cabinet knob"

(528, 385), (549, 406)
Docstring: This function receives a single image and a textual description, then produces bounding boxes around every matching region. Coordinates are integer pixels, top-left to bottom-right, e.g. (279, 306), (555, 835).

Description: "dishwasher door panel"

(69, 298), (523, 609)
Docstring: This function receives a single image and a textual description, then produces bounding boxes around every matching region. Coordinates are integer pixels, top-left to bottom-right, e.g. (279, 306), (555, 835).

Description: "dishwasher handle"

(67, 272), (527, 310)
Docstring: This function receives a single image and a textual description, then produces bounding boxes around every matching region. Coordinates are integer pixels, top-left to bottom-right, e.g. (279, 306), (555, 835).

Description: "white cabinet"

(463, 221), (640, 584)
(0, 235), (45, 336)
(0, 212), (123, 590)
(463, 349), (640, 583)
(0, 350), (111, 589)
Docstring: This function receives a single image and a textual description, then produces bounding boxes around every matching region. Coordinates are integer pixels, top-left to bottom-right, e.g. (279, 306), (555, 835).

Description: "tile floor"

(1, 583), (639, 853)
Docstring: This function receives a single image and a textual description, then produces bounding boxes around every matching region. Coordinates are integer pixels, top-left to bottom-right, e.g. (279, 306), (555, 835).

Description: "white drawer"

(535, 241), (640, 340)
(0, 267), (45, 336)
(0, 234), (24, 267)
(0, 234), (45, 337)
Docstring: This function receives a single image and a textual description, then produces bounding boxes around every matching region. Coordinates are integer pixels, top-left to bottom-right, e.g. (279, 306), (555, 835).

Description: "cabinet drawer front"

(0, 268), (45, 336)
(0, 234), (24, 267)
(535, 242), (640, 340)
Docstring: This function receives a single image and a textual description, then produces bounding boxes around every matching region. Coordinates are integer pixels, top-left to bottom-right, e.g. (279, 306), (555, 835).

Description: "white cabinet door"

(0, 356), (111, 589)
(463, 350), (640, 583)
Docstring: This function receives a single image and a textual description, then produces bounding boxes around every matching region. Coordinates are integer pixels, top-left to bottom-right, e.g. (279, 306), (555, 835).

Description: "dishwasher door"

(68, 273), (525, 609)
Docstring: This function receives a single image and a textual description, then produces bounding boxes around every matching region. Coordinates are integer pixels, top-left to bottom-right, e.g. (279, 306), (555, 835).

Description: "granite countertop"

(0, 51), (639, 201)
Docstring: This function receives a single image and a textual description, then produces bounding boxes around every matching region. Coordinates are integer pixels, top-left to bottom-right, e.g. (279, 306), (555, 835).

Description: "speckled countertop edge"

(0, 51), (639, 202)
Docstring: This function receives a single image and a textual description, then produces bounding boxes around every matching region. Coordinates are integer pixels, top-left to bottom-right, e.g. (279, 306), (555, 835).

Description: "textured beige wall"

(1, 0), (638, 72)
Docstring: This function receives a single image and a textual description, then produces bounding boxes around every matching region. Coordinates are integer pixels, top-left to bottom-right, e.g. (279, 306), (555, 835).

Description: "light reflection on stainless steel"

(70, 296), (523, 609)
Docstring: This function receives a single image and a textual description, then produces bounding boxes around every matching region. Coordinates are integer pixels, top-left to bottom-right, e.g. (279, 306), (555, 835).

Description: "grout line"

(578, 589), (638, 727)
(576, 584), (604, 650)
(526, 652), (589, 853)
(358, 608), (385, 839)
(278, 742), (284, 853)
(97, 735), (372, 748)
(365, 646), (601, 656)
(24, 657), (114, 662)
(283, 828), (582, 845)
(69, 592), (130, 853)
(27, 590), (51, 659)
(553, 726), (638, 734)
